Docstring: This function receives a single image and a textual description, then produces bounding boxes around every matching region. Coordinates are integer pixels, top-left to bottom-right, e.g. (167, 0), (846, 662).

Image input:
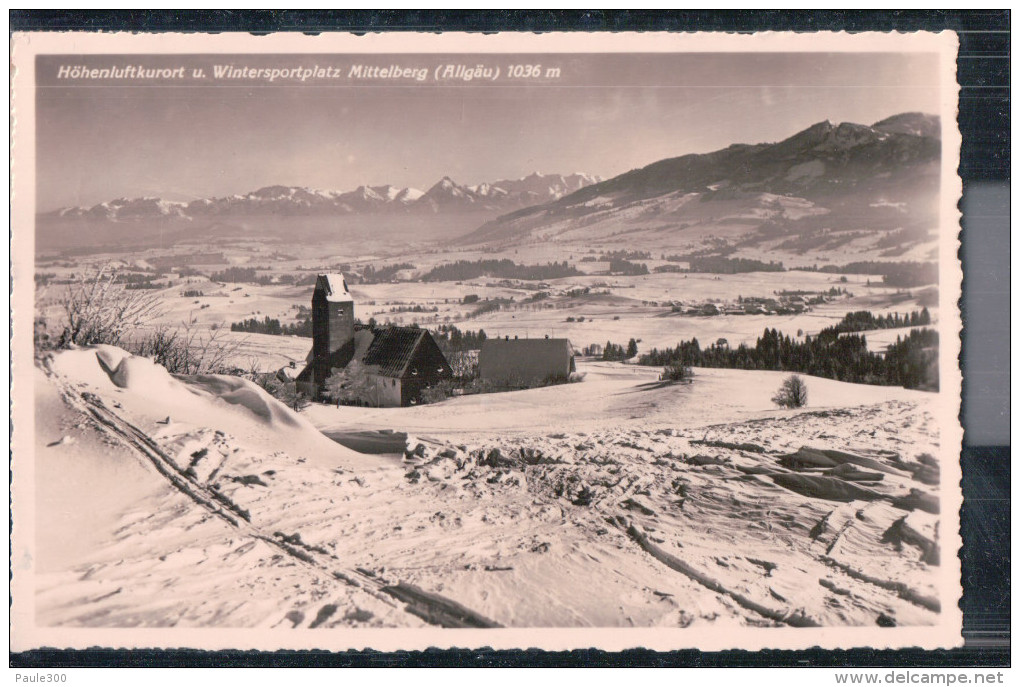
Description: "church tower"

(311, 273), (355, 387)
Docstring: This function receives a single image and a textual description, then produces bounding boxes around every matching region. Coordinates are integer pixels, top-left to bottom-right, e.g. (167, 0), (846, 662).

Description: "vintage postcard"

(11, 31), (963, 653)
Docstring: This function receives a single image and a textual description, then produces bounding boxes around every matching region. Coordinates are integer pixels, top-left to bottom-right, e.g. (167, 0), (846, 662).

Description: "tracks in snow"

(51, 365), (500, 629)
(608, 515), (821, 628)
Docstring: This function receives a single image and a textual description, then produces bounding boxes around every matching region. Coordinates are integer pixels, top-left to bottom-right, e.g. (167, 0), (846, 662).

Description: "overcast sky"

(36, 52), (942, 211)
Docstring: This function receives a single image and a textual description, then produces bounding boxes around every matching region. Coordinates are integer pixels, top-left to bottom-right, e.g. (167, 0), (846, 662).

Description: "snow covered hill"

(54, 197), (191, 222)
(458, 114), (941, 259)
(872, 112), (942, 139)
(32, 347), (946, 631)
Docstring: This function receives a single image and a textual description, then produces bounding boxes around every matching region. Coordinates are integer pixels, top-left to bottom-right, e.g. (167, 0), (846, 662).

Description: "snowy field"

(34, 263), (935, 374)
(28, 238), (944, 632)
(34, 345), (943, 629)
(305, 360), (932, 440)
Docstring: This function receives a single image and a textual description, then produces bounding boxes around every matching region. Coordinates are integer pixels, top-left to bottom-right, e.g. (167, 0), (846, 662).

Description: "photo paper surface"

(10, 31), (963, 652)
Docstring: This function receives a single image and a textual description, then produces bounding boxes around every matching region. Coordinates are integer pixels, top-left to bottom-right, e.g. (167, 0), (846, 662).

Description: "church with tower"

(295, 273), (453, 407)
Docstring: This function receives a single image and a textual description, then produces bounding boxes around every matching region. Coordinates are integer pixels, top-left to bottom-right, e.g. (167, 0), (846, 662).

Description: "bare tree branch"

(57, 265), (163, 347)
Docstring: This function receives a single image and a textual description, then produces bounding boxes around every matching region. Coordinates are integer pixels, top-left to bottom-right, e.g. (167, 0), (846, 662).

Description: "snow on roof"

(316, 273), (353, 302)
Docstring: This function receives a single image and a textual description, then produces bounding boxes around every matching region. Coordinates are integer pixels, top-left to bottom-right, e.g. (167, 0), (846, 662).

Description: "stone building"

(296, 273), (452, 406)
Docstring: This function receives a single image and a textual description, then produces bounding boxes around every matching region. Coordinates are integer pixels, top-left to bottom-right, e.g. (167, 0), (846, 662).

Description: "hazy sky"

(36, 52), (942, 211)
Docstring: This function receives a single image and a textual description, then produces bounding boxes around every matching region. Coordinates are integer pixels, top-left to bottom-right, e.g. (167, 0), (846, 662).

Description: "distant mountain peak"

(40, 171), (602, 222)
(459, 112), (941, 248)
(872, 112), (941, 139)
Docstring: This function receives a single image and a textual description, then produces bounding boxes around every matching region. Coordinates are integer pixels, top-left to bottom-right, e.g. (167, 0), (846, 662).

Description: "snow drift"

(48, 345), (375, 471)
(33, 345), (945, 630)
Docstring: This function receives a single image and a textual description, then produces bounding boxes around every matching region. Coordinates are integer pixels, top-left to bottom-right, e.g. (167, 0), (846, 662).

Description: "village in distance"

(31, 113), (946, 631)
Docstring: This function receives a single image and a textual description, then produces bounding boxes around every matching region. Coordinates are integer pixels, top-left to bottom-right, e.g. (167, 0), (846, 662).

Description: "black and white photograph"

(11, 30), (964, 652)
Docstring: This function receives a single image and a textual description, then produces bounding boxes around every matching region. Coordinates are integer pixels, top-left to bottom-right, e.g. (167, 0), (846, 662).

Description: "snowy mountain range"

(44, 172), (602, 222)
(460, 113), (942, 255)
(40, 113), (941, 260)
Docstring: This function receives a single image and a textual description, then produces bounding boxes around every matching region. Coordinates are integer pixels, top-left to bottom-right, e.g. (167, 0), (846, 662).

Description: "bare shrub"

(56, 265), (162, 348)
(252, 374), (310, 412)
(446, 350), (478, 380)
(419, 380), (455, 405)
(325, 361), (376, 406)
(661, 360), (692, 383)
(772, 374), (808, 408)
(51, 264), (249, 375)
(128, 316), (247, 375)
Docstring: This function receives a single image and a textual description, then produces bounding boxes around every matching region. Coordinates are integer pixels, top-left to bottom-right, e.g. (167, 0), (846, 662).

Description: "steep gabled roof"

(315, 273), (353, 303)
(362, 327), (429, 377)
(299, 326), (452, 386)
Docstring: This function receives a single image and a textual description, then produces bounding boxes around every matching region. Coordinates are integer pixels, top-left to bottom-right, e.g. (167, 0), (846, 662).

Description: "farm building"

(356, 326), (453, 407)
(295, 274), (452, 406)
(478, 337), (575, 387)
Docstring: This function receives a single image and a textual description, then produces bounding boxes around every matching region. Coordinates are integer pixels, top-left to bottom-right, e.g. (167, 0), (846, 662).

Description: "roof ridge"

(362, 325), (429, 378)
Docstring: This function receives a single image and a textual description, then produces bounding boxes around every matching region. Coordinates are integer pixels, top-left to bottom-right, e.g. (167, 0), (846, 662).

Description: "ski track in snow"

(34, 347), (943, 629)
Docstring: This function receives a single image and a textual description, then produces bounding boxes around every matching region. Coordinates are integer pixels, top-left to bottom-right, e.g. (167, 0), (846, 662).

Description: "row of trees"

(119, 272), (162, 289)
(421, 259), (581, 282)
(600, 250), (653, 261)
(209, 267), (317, 287)
(230, 315), (313, 337)
(831, 308), (932, 334)
(686, 256), (785, 274)
(602, 339), (638, 361)
(431, 324), (488, 354)
(797, 261), (938, 287)
(638, 326), (938, 390)
(359, 262), (415, 283)
(210, 267), (260, 283)
(608, 258), (649, 276)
